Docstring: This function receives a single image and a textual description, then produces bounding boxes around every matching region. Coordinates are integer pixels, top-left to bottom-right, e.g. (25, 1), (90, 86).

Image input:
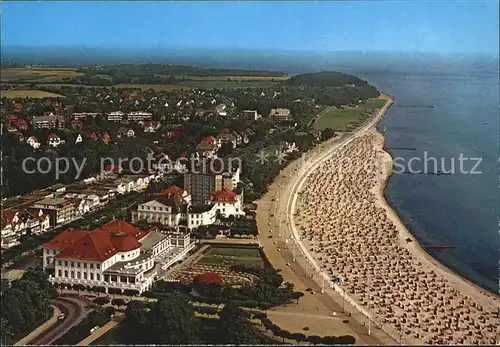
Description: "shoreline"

(272, 93), (499, 344)
(377, 132), (500, 303)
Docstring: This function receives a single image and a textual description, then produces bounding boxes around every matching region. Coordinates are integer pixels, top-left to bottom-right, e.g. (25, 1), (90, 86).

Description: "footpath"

(76, 313), (125, 346)
(14, 305), (61, 346)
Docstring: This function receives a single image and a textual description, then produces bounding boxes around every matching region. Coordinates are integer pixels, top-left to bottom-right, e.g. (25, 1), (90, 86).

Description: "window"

(83, 272), (88, 280)
(71, 261), (74, 267)
(96, 274), (100, 281)
(64, 270), (68, 277)
(58, 270), (62, 277)
(71, 271), (75, 278)
(96, 264), (100, 269)
(77, 262), (80, 268)
(121, 255), (125, 260)
(65, 261), (68, 267)
(83, 263), (87, 268)
(90, 273), (94, 280)
(77, 272), (81, 279)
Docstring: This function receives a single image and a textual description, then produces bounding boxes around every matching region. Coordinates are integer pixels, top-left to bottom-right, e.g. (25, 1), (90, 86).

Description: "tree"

(93, 297), (110, 305)
(291, 332), (306, 343)
(292, 291), (305, 304)
(111, 298), (126, 307)
(307, 335), (322, 344)
(218, 301), (261, 344)
(148, 293), (199, 344)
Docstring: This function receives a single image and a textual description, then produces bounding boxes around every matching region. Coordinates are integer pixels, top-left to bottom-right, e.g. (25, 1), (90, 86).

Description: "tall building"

(183, 159), (241, 205)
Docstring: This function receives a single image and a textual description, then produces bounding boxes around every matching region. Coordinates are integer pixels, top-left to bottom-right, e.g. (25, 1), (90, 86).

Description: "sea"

(4, 48), (498, 293)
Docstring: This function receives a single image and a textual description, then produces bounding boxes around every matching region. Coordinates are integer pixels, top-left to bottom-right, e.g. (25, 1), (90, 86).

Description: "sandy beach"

(291, 123), (499, 344)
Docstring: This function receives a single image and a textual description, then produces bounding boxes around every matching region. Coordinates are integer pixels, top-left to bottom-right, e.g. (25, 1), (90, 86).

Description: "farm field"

(176, 75), (290, 81)
(0, 89), (64, 98)
(313, 98), (386, 131)
(1, 67), (82, 81)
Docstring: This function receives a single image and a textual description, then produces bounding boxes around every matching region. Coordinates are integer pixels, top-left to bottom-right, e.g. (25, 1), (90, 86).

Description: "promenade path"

(76, 313), (125, 346)
(14, 305), (61, 346)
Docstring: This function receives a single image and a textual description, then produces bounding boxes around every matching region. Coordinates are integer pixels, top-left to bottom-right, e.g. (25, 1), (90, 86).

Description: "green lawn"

(90, 326), (119, 345)
(313, 98), (386, 131)
(199, 247), (265, 267)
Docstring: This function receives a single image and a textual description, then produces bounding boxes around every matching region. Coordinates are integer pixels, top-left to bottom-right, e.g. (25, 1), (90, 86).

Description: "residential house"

(73, 112), (100, 120)
(196, 142), (218, 158)
(216, 130), (237, 148)
(143, 121), (161, 133)
(187, 204), (217, 230)
(118, 127), (135, 138)
(15, 118), (28, 132)
(210, 189), (244, 217)
(215, 104), (227, 116)
(27, 136), (41, 149)
(47, 133), (65, 147)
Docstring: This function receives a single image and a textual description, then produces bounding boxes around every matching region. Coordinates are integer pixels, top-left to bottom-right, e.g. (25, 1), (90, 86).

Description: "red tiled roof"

(2, 210), (17, 224)
(42, 228), (89, 249)
(157, 185), (184, 197)
(202, 136), (216, 143)
(103, 164), (121, 173)
(48, 220), (149, 261)
(211, 189), (237, 202)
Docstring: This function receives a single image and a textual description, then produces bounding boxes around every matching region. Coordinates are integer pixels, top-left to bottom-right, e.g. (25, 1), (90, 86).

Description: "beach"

(258, 94), (499, 345)
(285, 96), (499, 344)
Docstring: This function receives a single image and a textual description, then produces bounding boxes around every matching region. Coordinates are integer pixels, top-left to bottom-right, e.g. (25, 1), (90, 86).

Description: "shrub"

(93, 297), (110, 305)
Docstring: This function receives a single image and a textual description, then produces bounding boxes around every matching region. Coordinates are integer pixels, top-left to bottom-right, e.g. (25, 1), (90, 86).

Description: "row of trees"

(1, 269), (55, 344)
(121, 294), (266, 344)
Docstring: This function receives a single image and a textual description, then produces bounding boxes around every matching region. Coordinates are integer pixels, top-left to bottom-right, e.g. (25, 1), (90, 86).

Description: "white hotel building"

(42, 219), (195, 294)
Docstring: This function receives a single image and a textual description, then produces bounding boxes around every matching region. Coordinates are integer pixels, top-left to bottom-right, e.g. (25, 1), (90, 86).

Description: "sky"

(1, 1), (499, 55)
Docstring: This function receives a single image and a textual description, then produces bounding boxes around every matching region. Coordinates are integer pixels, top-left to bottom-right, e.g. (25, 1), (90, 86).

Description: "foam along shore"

(292, 102), (500, 344)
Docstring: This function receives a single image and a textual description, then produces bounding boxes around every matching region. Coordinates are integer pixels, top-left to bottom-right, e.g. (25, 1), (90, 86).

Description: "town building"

(269, 108), (291, 122)
(33, 114), (65, 129)
(184, 160), (241, 205)
(107, 111), (125, 122)
(29, 198), (75, 226)
(127, 111), (153, 122)
(42, 220), (195, 294)
(241, 109), (260, 121)
(187, 204), (217, 230)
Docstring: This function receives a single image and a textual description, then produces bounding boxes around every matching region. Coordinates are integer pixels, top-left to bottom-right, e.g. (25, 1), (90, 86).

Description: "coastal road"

(29, 296), (88, 345)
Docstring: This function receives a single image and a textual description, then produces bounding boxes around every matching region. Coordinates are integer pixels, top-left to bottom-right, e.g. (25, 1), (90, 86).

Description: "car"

(286, 263), (291, 266)
(268, 235), (272, 238)
(310, 291), (316, 295)
(270, 214), (275, 217)
(58, 314), (65, 320)
(305, 288), (312, 292)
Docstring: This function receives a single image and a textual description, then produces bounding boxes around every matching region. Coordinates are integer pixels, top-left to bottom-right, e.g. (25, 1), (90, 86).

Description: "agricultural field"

(176, 75), (290, 81)
(0, 89), (64, 99)
(1, 67), (82, 82)
(313, 98), (386, 131)
(114, 83), (192, 91)
(178, 79), (278, 89)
